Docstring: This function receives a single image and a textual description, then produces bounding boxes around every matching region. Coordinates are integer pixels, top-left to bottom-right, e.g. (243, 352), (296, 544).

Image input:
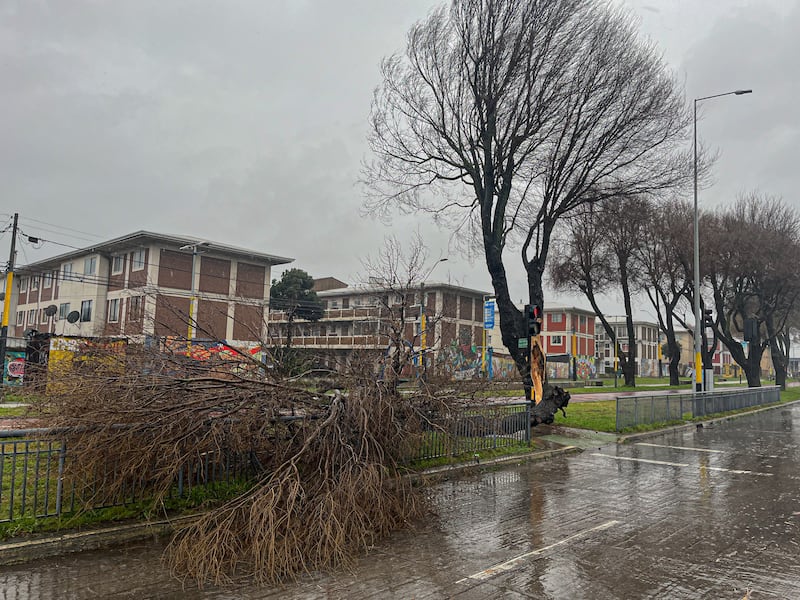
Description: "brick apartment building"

(268, 279), (490, 377)
(6, 231), (292, 346)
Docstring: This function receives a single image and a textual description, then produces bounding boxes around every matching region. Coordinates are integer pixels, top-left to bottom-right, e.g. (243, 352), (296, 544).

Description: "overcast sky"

(1, 0), (797, 317)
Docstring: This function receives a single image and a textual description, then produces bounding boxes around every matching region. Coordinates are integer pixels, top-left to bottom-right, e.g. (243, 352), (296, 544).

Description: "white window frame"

(111, 255), (124, 275)
(18, 277), (27, 292)
(62, 263), (73, 282)
(30, 275), (39, 291)
(84, 256), (97, 276)
(108, 298), (120, 323)
(551, 313), (563, 323)
(43, 271), (53, 288)
(40, 309), (49, 324)
(551, 335), (563, 345)
(80, 300), (93, 322)
(27, 309), (35, 326)
(16, 311), (24, 326)
(58, 303), (70, 321)
(132, 249), (146, 271)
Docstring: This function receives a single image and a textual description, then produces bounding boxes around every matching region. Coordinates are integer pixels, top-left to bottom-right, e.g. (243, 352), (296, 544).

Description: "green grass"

(0, 406), (28, 418)
(552, 387), (800, 433)
(0, 479), (252, 540)
(407, 439), (534, 471)
(553, 400), (617, 432)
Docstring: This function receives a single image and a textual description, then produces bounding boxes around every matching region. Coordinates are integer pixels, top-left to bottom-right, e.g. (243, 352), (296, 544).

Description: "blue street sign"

(484, 300), (495, 329)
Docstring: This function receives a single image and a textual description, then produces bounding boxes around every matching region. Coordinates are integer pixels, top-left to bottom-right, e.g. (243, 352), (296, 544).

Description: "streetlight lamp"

(693, 89), (752, 393)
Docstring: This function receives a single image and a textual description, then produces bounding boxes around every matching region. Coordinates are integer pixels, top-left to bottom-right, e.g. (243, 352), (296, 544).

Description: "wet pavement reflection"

(2, 405), (800, 598)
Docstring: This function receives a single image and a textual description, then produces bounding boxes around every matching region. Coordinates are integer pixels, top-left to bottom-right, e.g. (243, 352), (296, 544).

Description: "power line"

(18, 216), (102, 240)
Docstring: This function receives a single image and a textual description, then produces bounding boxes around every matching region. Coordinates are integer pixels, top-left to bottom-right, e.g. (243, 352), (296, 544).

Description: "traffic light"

(524, 304), (542, 336)
(703, 309), (714, 328)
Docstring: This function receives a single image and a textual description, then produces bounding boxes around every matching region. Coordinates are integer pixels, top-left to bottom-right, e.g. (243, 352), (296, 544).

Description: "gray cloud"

(2, 0), (797, 313)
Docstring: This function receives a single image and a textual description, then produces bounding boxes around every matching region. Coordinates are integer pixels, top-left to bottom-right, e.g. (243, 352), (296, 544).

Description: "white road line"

(703, 466), (773, 476)
(635, 442), (725, 454)
(589, 453), (689, 467)
(590, 453), (773, 476)
(456, 520), (620, 583)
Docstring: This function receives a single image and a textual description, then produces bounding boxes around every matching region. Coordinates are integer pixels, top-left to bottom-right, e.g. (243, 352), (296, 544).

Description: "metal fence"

(0, 430), (253, 524)
(615, 386), (781, 431)
(0, 403), (532, 523)
(414, 402), (531, 462)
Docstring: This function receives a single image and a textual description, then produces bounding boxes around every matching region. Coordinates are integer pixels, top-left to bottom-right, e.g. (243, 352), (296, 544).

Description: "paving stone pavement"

(1, 404), (800, 599)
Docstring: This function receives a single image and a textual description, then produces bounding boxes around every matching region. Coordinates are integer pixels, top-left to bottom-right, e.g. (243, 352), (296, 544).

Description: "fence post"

(615, 398), (620, 432)
(55, 441), (66, 517)
(526, 402), (532, 446)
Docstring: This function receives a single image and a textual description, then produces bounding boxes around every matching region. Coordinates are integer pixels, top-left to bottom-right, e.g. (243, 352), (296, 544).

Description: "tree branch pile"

(27, 346), (431, 585)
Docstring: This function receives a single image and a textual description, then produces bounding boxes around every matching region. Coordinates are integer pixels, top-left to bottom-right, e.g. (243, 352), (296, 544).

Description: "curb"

(617, 398), (800, 444)
(409, 444), (583, 484)
(0, 514), (200, 566)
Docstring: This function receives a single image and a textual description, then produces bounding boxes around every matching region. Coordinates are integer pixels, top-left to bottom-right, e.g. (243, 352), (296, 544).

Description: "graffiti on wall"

(546, 356), (597, 380)
(437, 340), (481, 380)
(2, 350), (25, 386)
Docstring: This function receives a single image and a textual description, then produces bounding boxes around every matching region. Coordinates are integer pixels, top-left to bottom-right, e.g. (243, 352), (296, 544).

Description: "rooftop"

(14, 230), (294, 272)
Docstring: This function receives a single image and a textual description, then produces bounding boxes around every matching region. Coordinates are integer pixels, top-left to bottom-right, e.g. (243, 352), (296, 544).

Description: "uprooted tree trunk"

(26, 346), (436, 586)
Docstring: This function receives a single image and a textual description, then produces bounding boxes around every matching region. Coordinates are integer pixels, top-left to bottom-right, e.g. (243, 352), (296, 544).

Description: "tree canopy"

(270, 268), (324, 322)
(364, 0), (692, 397)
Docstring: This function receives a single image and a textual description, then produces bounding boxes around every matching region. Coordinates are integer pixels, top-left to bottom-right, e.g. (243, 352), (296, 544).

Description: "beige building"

(268, 279), (490, 377)
(7, 231), (292, 346)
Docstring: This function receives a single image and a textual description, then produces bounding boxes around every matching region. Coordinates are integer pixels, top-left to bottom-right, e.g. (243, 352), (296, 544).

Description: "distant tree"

(698, 194), (800, 388)
(636, 199), (692, 385)
(550, 196), (651, 387)
(359, 233), (440, 392)
(364, 0), (692, 409)
(270, 268), (324, 348)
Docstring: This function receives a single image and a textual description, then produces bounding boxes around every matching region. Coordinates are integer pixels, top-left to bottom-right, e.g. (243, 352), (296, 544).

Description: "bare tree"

(636, 199), (692, 385)
(550, 196), (651, 387)
(700, 193), (800, 388)
(359, 233), (442, 391)
(364, 0), (692, 406)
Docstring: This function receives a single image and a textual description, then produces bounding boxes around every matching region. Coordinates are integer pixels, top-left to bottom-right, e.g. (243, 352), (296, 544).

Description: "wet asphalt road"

(2, 404), (800, 599)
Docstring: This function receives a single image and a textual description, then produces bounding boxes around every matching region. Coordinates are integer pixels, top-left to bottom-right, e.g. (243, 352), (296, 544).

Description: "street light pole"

(180, 241), (210, 349)
(693, 89), (752, 393)
(419, 258), (447, 376)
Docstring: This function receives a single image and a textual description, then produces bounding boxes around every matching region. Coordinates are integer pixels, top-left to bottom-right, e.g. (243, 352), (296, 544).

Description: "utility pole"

(0, 213), (19, 392)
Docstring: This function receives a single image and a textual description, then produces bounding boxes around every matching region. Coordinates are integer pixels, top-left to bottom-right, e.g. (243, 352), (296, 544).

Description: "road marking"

(703, 466), (773, 476)
(635, 442), (725, 454)
(456, 520), (620, 583)
(590, 453), (689, 467)
(590, 453), (773, 476)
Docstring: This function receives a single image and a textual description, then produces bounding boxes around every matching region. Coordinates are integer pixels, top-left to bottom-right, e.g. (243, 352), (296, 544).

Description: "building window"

(30, 275), (39, 290)
(43, 271), (53, 288)
(342, 298), (349, 309)
(40, 309), (49, 324)
(80, 300), (93, 322)
(18, 277), (27, 292)
(108, 298), (120, 323)
(62, 263), (73, 281)
(84, 256), (97, 276)
(16, 311), (23, 326)
(552, 335), (563, 345)
(111, 255), (124, 275)
(27, 309), (35, 326)
(132, 249), (146, 271)
(58, 303), (70, 321)
(551, 313), (563, 323)
(128, 296), (143, 321)
(580, 315), (586, 325)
